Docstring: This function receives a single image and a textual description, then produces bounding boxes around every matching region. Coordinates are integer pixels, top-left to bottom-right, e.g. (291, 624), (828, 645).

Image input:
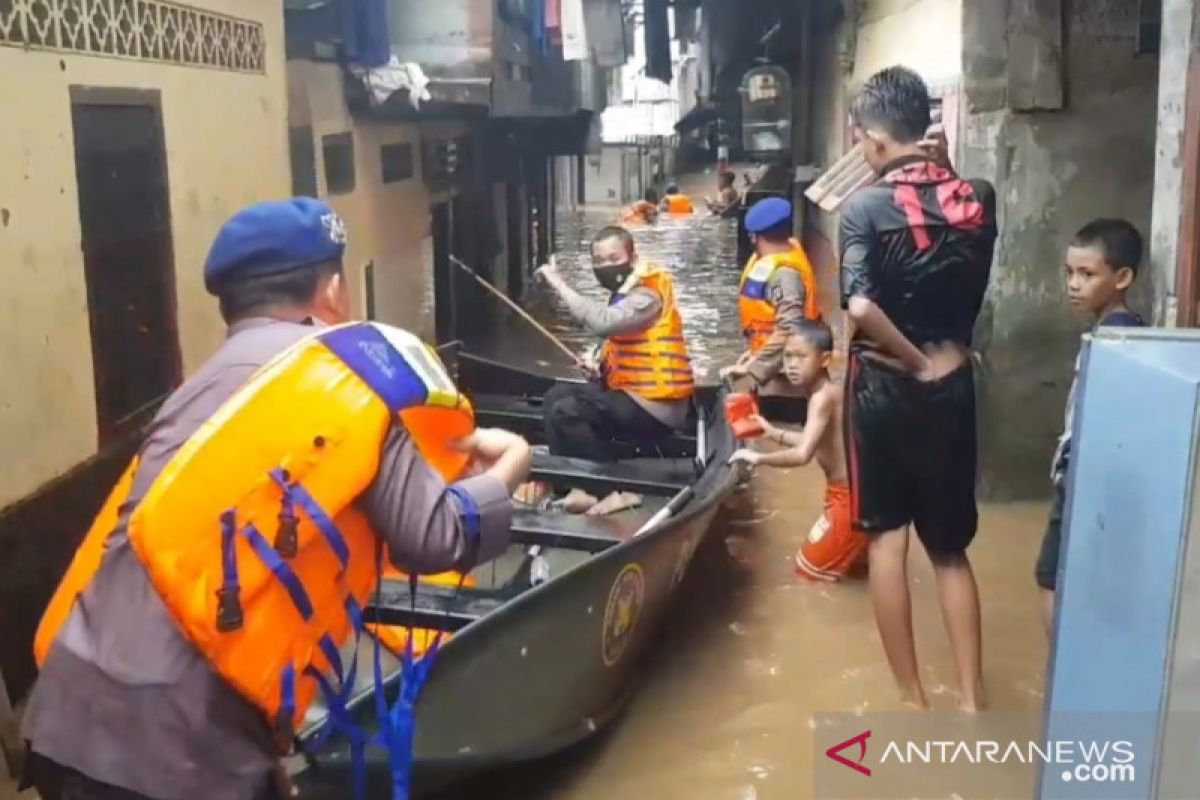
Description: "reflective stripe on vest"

(602, 266), (696, 401)
(738, 245), (821, 353)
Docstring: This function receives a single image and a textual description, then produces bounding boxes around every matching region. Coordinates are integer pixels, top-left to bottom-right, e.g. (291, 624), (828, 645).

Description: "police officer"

(21, 198), (532, 799)
(720, 197), (821, 423)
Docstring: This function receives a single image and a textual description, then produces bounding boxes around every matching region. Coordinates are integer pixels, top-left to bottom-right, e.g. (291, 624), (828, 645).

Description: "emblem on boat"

(602, 563), (645, 667)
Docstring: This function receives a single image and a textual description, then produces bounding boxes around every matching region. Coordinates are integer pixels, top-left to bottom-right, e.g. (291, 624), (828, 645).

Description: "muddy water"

(454, 208), (1051, 800)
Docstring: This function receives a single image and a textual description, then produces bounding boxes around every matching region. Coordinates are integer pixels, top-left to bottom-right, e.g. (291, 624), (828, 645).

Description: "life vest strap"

(271, 470), (351, 572)
(276, 663), (297, 753)
(216, 511), (243, 633)
(243, 522), (314, 621)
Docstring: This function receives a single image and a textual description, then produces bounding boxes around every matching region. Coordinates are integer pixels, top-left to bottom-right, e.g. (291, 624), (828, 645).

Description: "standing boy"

(1036, 219), (1145, 635)
(729, 321), (868, 582)
(841, 66), (997, 710)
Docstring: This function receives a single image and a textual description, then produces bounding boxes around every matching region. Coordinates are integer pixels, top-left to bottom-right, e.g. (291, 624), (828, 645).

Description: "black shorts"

(1035, 482), (1066, 591)
(844, 354), (978, 556)
(756, 394), (808, 425)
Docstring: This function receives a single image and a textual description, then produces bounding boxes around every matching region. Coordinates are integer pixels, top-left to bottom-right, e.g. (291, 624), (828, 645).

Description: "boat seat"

(529, 454), (696, 497)
(510, 506), (644, 553)
(472, 392), (699, 458)
(365, 581), (502, 633)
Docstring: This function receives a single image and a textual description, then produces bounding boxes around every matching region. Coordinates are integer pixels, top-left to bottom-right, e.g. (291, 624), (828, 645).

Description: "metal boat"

(293, 348), (738, 796)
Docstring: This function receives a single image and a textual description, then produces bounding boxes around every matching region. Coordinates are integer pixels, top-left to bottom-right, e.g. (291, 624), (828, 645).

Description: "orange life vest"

(664, 194), (694, 214)
(602, 265), (695, 401)
(738, 242), (821, 352)
(35, 322), (475, 743)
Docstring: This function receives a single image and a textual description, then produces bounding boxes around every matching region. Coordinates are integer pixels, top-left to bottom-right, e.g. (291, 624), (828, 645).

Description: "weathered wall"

(288, 61), (442, 340)
(962, 0), (1159, 499)
(1149, 0), (1200, 325)
(849, 0), (962, 90)
(0, 0), (289, 510)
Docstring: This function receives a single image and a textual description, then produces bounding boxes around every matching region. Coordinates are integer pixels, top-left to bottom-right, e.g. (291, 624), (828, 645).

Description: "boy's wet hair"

(1072, 218), (1143, 274)
(644, 188), (659, 204)
(592, 225), (635, 254)
(850, 66), (931, 145)
(784, 319), (835, 354)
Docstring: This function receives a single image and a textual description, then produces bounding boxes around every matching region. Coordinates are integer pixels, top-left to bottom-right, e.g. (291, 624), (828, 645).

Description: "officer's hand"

(720, 363), (750, 381)
(574, 353), (602, 380)
(456, 428), (533, 492)
(536, 256), (560, 284)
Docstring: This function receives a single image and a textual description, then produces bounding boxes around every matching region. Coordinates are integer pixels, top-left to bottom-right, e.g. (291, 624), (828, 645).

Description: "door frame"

(69, 85), (182, 442)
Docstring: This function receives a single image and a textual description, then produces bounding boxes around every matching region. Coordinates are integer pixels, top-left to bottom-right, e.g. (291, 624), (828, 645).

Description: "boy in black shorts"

(1036, 219), (1144, 635)
(841, 67), (997, 710)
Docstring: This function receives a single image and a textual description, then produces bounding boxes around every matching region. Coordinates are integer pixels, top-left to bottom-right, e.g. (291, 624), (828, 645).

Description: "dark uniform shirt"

(23, 318), (513, 800)
(839, 156), (998, 354)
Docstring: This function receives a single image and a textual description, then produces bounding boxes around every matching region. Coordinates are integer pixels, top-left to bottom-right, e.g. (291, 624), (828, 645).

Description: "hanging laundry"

(547, 0), (563, 48)
(561, 0), (589, 61)
(341, 0), (390, 68)
(644, 0), (672, 84)
(674, 6), (697, 42)
(584, 0), (625, 68)
(532, 0), (549, 54)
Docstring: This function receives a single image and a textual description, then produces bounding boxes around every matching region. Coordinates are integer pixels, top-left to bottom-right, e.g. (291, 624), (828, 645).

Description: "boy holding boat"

(729, 321), (868, 582)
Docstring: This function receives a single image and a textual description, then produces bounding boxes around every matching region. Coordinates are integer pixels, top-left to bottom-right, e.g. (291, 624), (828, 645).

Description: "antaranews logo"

(825, 730), (872, 777)
(814, 713), (1148, 799)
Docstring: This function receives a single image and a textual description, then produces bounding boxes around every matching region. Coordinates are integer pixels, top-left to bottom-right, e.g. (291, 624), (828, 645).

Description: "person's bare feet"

(959, 680), (987, 713)
(900, 688), (930, 711)
(586, 491), (643, 516)
(559, 488), (599, 514)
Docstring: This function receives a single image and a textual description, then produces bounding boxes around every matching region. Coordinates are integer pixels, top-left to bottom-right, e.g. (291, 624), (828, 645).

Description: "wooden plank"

(1007, 0), (1064, 111)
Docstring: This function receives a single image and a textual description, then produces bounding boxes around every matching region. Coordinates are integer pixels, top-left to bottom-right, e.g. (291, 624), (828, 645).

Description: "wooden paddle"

(449, 255), (581, 365)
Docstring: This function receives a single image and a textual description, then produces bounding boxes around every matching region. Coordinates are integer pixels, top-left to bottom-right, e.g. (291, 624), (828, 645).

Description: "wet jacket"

(839, 156), (997, 356)
(22, 318), (514, 800)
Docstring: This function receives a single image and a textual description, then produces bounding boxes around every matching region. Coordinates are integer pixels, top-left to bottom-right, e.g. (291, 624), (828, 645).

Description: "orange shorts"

(795, 481), (869, 582)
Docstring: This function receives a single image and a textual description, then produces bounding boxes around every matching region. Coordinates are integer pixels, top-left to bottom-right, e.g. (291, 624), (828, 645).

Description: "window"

(381, 142), (414, 183)
(322, 132), (355, 195)
(289, 126), (317, 197)
(1138, 0), (1162, 55)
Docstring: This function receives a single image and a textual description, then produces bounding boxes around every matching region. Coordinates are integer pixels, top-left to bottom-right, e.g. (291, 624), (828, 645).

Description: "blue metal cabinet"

(1044, 328), (1200, 798)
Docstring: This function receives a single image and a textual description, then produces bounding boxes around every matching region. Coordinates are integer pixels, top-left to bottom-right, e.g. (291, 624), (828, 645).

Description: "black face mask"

(594, 264), (632, 294)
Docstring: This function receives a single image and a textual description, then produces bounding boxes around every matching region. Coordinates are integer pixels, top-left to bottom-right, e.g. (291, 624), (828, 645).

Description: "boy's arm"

(839, 196), (930, 376)
(755, 392), (836, 468)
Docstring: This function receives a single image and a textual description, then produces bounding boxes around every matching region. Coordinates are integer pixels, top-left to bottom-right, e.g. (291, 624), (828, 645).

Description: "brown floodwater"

(0, 198), (1053, 800)
(452, 201), (1051, 800)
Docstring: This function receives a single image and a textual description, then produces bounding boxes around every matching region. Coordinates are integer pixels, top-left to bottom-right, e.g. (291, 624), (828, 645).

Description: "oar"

(449, 254), (581, 364)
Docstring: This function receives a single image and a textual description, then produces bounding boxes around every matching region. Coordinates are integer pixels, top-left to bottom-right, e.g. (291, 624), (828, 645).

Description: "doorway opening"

(70, 87), (180, 446)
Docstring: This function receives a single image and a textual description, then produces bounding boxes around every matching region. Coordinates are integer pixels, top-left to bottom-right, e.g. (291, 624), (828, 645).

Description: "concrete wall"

(0, 0), (289, 510)
(849, 0), (962, 90)
(288, 61), (446, 341)
(962, 0), (1160, 499)
(1149, 0), (1200, 326)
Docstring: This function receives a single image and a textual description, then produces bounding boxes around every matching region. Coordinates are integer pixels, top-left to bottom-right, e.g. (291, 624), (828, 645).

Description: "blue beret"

(204, 197), (347, 293)
(665, 182), (680, 194)
(745, 197), (792, 233)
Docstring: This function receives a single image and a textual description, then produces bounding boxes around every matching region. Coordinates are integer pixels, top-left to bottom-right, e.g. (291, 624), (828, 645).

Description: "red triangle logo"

(825, 729), (872, 776)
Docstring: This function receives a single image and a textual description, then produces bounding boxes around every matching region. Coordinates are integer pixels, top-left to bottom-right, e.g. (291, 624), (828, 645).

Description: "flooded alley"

(449, 202), (1051, 800)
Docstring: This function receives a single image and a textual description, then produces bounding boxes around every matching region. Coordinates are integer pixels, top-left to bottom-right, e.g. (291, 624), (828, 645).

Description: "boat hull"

(295, 351), (738, 794)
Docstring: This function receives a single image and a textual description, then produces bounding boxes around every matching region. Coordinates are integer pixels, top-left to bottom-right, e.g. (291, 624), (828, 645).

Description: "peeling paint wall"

(962, 0), (1159, 499)
(0, 0), (289, 510)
